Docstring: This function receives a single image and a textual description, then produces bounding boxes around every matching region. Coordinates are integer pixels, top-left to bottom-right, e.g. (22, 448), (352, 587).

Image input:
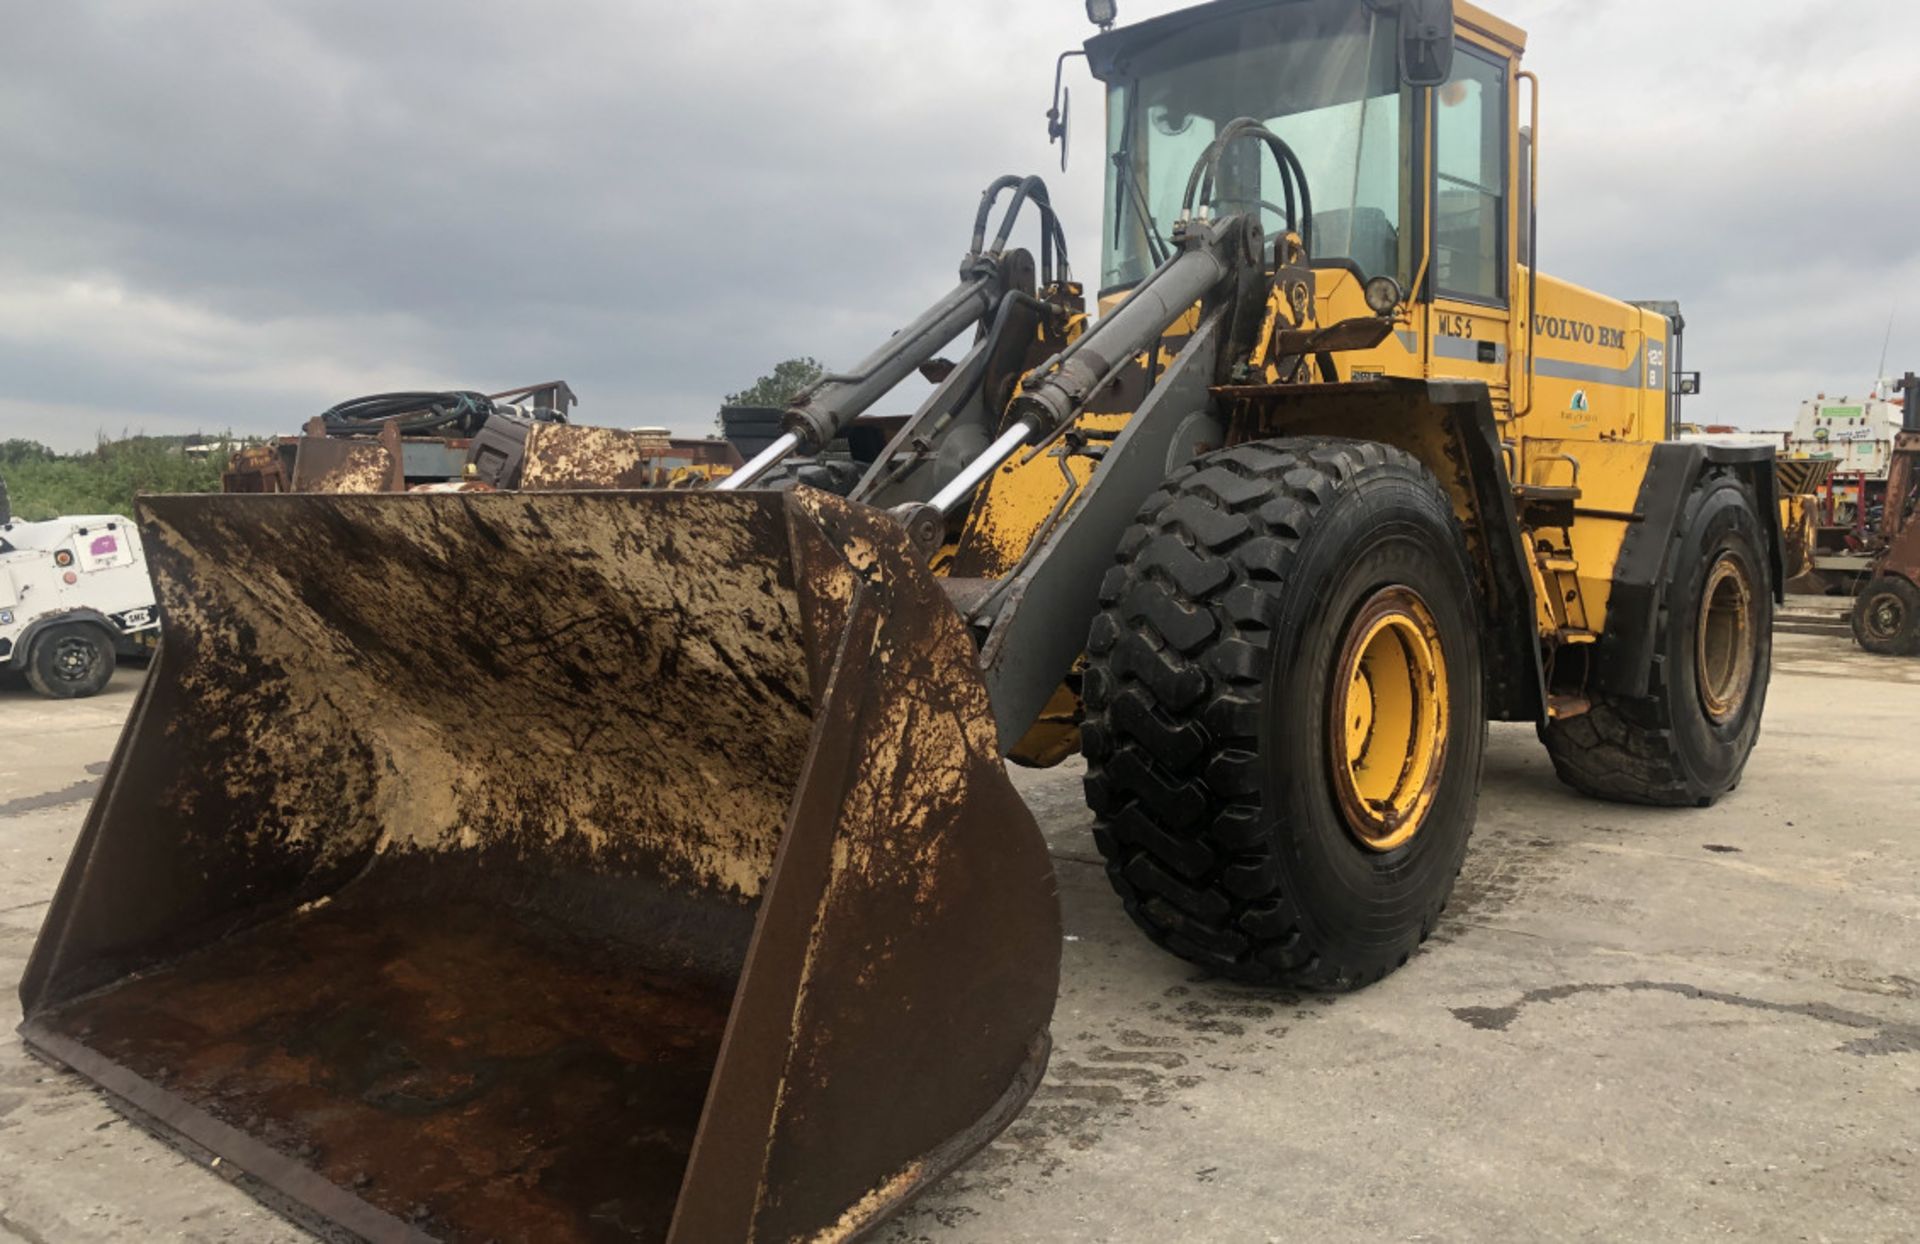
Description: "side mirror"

(1048, 87), (1072, 172)
(1048, 50), (1087, 172)
(1399, 0), (1456, 87)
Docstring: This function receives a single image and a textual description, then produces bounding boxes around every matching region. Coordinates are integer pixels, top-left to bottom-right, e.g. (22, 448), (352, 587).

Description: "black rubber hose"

(990, 177), (1046, 251)
(974, 175), (1072, 286)
(1183, 118), (1315, 258)
(320, 391), (507, 438)
(971, 176), (1029, 254)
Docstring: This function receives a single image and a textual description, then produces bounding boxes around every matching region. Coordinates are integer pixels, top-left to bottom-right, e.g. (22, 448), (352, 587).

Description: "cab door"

(1421, 41), (1515, 418)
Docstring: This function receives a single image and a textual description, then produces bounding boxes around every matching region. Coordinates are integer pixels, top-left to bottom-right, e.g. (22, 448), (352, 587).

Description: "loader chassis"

(956, 0), (1778, 978)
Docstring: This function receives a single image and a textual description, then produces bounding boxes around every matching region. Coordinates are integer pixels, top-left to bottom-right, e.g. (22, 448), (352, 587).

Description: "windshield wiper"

(1114, 152), (1172, 268)
(1112, 96), (1171, 269)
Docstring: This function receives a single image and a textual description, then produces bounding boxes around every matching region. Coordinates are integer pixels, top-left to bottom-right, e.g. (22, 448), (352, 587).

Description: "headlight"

(1365, 276), (1404, 316)
(1086, 0), (1117, 29)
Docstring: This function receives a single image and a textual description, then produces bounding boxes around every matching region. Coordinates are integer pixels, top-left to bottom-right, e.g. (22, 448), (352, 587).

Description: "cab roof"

(1456, 2), (1526, 55)
(1086, 0), (1526, 80)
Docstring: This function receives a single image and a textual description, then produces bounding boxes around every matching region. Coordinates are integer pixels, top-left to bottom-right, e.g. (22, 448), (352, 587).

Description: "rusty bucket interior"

(18, 489), (1059, 1244)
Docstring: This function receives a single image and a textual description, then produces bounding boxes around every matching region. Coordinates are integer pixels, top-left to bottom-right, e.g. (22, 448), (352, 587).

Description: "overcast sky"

(3, 0), (1916, 451)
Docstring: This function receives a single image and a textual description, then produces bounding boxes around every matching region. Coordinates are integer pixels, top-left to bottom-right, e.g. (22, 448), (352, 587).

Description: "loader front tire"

(1853, 576), (1920, 656)
(1082, 439), (1485, 991)
(25, 623), (116, 700)
(1540, 470), (1772, 807)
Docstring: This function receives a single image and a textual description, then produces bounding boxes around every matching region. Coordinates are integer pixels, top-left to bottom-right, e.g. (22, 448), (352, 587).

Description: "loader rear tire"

(1852, 577), (1920, 656)
(1540, 470), (1772, 807)
(25, 623), (116, 700)
(1082, 439), (1486, 991)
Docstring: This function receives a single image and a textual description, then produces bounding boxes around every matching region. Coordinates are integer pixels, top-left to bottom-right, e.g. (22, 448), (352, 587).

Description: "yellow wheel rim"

(1696, 555), (1755, 724)
(1329, 587), (1450, 853)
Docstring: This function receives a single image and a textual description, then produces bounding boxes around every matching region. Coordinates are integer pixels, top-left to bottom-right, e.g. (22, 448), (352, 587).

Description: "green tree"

(1, 439), (56, 466)
(1, 435), (234, 522)
(725, 357), (825, 410)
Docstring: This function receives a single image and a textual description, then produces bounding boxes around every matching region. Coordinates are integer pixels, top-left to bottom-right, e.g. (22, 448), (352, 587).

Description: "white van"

(0, 514), (160, 698)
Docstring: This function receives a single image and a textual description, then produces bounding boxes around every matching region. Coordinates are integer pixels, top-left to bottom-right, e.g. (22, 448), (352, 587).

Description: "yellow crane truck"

(20, 2), (1780, 1241)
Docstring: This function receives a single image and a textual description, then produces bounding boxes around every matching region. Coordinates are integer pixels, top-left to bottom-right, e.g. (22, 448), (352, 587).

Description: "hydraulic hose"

(972, 176), (1072, 287)
(1183, 118), (1315, 259)
(721, 175), (1071, 491)
(320, 391), (511, 438)
(917, 215), (1253, 520)
(901, 142), (1296, 537)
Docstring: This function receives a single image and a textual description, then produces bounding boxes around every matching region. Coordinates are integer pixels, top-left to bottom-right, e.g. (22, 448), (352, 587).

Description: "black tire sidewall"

(1663, 479), (1772, 791)
(1854, 578), (1920, 655)
(1257, 472), (1485, 963)
(28, 624), (115, 699)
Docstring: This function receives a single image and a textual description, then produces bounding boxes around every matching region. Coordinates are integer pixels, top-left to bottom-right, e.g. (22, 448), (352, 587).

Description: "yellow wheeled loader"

(20, 2), (1781, 1241)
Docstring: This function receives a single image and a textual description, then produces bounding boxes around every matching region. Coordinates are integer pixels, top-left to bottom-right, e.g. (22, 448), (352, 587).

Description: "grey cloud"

(2, 0), (1916, 450)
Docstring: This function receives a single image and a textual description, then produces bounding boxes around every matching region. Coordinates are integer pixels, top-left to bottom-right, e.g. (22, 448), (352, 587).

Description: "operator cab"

(1085, 0), (1509, 310)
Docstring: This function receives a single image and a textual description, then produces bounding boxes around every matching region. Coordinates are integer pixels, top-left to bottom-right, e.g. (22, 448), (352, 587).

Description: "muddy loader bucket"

(18, 489), (1059, 1244)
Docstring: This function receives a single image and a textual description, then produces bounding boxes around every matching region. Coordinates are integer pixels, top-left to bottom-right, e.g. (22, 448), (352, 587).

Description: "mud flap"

(18, 489), (1059, 1244)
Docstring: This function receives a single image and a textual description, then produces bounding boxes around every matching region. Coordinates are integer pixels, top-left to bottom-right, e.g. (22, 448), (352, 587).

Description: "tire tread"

(1083, 438), (1471, 990)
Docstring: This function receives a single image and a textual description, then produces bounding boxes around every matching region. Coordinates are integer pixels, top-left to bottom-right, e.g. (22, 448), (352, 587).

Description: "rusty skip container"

(18, 489), (1060, 1243)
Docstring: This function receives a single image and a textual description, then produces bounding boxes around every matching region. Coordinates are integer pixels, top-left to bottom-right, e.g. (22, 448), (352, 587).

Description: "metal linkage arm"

(910, 215), (1261, 524)
(723, 175), (1073, 493)
(720, 274), (1001, 491)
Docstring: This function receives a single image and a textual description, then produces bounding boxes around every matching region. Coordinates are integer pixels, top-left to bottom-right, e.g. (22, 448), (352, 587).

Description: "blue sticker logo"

(1569, 390), (1590, 413)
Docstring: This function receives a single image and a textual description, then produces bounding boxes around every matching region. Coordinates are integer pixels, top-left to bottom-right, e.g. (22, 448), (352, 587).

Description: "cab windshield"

(1099, 1), (1408, 292)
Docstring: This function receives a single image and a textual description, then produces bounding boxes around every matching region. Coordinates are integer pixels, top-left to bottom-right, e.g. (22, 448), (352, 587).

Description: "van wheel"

(25, 624), (117, 699)
(1081, 439), (1486, 991)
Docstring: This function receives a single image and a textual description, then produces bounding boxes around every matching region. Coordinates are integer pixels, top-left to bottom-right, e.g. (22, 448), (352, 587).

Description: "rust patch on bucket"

(45, 877), (732, 1243)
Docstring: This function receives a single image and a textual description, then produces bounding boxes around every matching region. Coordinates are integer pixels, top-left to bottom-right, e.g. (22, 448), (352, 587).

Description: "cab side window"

(1433, 48), (1507, 303)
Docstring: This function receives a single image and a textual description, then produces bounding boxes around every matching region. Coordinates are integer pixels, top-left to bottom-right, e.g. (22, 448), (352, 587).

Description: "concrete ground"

(2, 627), (1917, 1243)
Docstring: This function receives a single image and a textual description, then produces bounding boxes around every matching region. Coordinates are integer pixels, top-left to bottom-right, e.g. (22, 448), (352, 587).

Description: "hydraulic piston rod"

(718, 270), (1002, 492)
(721, 175), (1074, 493)
(909, 216), (1258, 521)
(885, 213), (1258, 571)
(723, 432), (805, 492)
(928, 422), (1037, 516)
(1007, 216), (1255, 441)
